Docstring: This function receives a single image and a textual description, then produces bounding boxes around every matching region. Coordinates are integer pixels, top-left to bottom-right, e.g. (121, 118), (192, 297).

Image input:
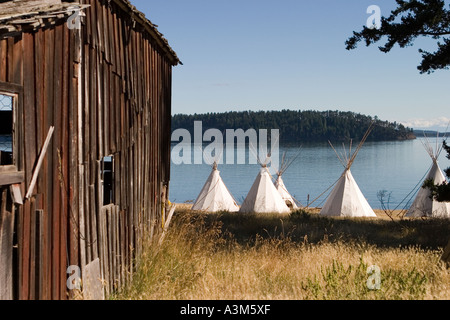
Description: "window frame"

(0, 81), (24, 186)
(101, 155), (115, 206)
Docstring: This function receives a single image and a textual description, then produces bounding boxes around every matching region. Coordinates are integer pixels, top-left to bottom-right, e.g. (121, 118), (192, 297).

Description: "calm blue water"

(169, 138), (450, 209)
(0, 135), (12, 152)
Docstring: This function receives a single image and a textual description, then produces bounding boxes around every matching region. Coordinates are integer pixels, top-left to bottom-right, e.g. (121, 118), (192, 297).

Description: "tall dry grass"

(115, 209), (450, 300)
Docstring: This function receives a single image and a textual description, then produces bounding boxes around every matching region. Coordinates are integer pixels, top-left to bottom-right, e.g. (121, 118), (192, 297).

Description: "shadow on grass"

(177, 208), (450, 250)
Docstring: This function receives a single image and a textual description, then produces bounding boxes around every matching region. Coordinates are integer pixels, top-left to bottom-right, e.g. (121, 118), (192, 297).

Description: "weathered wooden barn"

(0, 0), (180, 300)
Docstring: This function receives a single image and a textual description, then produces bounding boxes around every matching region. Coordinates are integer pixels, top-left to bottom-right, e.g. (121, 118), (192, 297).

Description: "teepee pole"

(329, 141), (346, 168)
(347, 122), (374, 169)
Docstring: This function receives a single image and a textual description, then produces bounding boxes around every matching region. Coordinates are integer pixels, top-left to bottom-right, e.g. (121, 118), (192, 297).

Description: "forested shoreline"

(172, 110), (416, 143)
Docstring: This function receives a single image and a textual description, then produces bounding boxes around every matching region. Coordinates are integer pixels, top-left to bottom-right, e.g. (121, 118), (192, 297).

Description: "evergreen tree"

(346, 0), (450, 74)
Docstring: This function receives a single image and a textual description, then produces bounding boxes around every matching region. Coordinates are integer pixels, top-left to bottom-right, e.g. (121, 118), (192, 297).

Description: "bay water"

(170, 137), (449, 210)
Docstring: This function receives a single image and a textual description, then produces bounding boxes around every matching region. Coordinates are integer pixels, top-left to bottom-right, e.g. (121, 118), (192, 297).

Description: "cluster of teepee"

(191, 147), (300, 214)
(190, 126), (450, 218)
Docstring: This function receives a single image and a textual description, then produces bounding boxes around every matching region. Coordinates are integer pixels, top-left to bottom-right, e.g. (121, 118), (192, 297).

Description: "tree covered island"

(172, 110), (416, 144)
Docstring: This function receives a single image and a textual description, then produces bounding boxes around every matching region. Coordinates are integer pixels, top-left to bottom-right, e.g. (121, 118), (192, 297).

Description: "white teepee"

(406, 136), (450, 218)
(192, 147), (240, 213)
(240, 166), (291, 214)
(319, 126), (377, 218)
(274, 152), (300, 210)
(240, 146), (290, 214)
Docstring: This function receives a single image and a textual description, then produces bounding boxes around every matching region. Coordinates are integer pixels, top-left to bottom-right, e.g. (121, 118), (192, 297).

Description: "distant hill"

(413, 130), (450, 138)
(172, 110), (416, 143)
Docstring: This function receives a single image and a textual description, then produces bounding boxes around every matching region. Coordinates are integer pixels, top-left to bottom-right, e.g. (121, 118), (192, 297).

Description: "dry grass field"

(114, 206), (450, 300)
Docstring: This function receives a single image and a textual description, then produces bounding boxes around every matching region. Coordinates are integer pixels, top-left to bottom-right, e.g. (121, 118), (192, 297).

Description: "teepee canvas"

(320, 168), (376, 217)
(274, 152), (300, 209)
(406, 136), (450, 218)
(275, 176), (299, 209)
(320, 125), (377, 218)
(240, 166), (291, 214)
(192, 162), (240, 213)
(240, 142), (290, 214)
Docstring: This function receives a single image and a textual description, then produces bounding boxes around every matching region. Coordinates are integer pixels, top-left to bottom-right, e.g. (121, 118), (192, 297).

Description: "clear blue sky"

(135, 0), (450, 131)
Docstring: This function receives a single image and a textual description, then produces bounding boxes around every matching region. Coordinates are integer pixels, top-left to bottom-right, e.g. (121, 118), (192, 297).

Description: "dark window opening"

(101, 156), (114, 205)
(0, 94), (13, 166)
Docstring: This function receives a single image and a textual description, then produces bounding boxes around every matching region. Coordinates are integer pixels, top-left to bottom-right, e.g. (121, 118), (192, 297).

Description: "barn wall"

(0, 0), (175, 300)
(78, 0), (174, 296)
(0, 25), (75, 300)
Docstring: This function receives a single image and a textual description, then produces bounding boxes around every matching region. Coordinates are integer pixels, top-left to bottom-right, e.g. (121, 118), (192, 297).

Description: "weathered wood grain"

(82, 257), (104, 300)
(0, 171), (24, 186)
(0, 188), (15, 300)
(0, 0), (61, 17)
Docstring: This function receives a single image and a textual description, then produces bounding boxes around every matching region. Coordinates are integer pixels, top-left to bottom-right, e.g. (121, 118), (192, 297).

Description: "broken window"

(0, 93), (13, 166)
(101, 156), (114, 206)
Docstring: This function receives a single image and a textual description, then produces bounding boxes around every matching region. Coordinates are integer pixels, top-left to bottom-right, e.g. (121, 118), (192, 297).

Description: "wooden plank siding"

(0, 0), (179, 300)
